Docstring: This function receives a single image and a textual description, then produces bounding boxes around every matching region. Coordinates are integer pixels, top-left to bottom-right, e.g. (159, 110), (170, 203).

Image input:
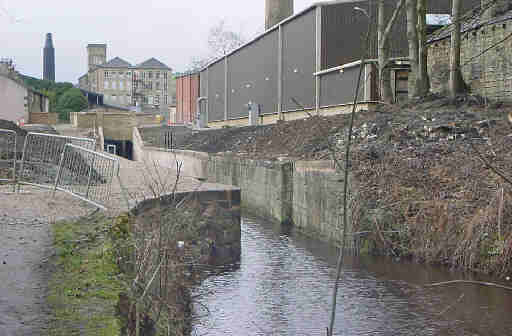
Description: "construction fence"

(19, 132), (96, 189)
(0, 129), (16, 184)
(0, 130), (120, 210)
(54, 144), (120, 210)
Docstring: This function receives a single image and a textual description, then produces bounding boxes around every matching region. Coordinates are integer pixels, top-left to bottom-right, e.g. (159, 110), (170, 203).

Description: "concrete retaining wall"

(133, 128), (350, 245)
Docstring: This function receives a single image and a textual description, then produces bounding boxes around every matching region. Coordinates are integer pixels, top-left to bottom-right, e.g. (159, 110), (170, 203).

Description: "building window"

(148, 96), (154, 105)
(155, 82), (160, 90)
(104, 71), (110, 79)
(163, 72), (168, 79)
(148, 72), (153, 79)
(164, 82), (168, 91)
(143, 96), (148, 104)
(155, 95), (160, 105)
(155, 72), (160, 79)
(164, 95), (168, 104)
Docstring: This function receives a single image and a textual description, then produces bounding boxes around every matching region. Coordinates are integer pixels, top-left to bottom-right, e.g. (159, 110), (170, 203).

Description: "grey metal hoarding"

(321, 0), (481, 71)
(320, 65), (364, 107)
(208, 60), (226, 122)
(282, 9), (316, 111)
(199, 69), (208, 121)
(227, 30), (279, 119)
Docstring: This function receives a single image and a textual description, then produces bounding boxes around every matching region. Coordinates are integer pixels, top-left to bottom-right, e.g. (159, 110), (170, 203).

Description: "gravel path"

(0, 187), (93, 336)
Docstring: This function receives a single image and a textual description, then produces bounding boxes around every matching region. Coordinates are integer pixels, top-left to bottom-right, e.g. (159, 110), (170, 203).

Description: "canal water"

(193, 216), (512, 335)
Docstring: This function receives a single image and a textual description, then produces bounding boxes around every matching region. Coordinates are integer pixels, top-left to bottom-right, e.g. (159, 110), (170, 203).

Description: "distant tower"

(265, 0), (293, 30)
(87, 44), (107, 72)
(43, 33), (55, 81)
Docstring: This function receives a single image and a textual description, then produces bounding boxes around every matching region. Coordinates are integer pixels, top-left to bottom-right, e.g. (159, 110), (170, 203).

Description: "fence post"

(85, 154), (96, 198)
(53, 149), (66, 197)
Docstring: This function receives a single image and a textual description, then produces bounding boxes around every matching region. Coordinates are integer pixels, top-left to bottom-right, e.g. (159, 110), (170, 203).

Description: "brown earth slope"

(177, 94), (512, 276)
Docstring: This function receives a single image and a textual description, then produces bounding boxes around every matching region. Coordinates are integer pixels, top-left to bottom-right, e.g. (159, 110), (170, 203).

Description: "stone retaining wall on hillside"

(428, 15), (512, 101)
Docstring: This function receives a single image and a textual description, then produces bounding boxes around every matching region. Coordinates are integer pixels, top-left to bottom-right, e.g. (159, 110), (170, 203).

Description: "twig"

(438, 293), (465, 316)
(426, 280), (512, 291)
(290, 97), (313, 118)
(470, 141), (512, 186)
(327, 7), (371, 336)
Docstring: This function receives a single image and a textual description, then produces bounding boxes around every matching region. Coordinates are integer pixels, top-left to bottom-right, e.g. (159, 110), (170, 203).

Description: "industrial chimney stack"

(265, 0), (293, 30)
(43, 33), (55, 82)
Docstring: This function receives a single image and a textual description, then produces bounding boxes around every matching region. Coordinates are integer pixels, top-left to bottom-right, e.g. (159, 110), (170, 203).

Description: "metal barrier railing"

(54, 144), (119, 210)
(19, 132), (96, 189)
(0, 129), (16, 184)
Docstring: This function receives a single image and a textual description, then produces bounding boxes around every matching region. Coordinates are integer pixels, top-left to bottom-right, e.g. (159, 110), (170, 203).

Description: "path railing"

(0, 129), (16, 184)
(19, 132), (96, 189)
(54, 144), (119, 210)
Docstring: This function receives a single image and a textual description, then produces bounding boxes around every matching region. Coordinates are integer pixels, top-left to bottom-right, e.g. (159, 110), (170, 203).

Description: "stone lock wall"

(428, 17), (512, 101)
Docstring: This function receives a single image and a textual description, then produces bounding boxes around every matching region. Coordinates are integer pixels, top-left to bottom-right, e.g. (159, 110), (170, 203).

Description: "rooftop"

(136, 57), (171, 70)
(98, 57), (132, 68)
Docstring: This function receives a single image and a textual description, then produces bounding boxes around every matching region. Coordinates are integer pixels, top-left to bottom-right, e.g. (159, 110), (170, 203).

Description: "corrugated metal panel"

(188, 74), (199, 123)
(208, 61), (225, 122)
(282, 9), (316, 111)
(320, 66), (364, 107)
(227, 30), (279, 119)
(176, 77), (183, 123)
(175, 74), (200, 124)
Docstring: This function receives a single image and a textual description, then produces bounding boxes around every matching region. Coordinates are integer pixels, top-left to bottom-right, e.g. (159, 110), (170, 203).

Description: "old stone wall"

(29, 112), (58, 125)
(428, 17), (512, 101)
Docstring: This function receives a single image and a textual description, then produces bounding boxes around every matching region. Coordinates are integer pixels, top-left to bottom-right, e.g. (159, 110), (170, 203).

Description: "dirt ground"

(175, 94), (511, 161)
(0, 186), (94, 336)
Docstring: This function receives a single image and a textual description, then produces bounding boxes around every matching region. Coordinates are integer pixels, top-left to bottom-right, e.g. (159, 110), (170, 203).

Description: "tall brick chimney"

(265, 0), (293, 30)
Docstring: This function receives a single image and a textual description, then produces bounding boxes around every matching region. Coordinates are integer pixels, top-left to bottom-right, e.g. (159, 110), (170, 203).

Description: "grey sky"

(0, 0), (317, 83)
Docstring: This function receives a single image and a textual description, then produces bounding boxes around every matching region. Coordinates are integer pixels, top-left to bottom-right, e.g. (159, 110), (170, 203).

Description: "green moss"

(47, 215), (126, 336)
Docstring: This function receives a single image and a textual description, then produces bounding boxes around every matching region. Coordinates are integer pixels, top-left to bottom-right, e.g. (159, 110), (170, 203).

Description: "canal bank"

(134, 127), (352, 247)
(137, 95), (512, 278)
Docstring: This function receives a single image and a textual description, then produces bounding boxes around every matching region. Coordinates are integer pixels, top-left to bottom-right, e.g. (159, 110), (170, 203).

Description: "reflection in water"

(193, 217), (512, 335)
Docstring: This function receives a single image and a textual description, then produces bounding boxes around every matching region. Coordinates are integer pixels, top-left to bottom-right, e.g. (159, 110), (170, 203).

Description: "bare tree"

(377, 0), (405, 103)
(417, 0), (430, 96)
(186, 20), (247, 72)
(449, 0), (466, 97)
(406, 0), (420, 97)
(208, 20), (246, 58)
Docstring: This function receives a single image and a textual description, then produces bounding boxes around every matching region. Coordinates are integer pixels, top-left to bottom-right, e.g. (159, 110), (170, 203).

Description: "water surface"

(193, 217), (512, 335)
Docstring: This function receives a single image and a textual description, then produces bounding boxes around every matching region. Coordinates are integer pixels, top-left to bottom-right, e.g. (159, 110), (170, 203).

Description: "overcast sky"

(0, 0), (318, 83)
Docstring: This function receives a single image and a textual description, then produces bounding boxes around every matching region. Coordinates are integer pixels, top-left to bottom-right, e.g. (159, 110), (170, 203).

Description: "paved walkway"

(0, 149), (237, 335)
(109, 155), (237, 214)
(0, 187), (94, 336)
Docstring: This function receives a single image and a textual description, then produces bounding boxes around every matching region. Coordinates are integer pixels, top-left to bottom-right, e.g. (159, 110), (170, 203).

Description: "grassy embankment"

(47, 214), (127, 336)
